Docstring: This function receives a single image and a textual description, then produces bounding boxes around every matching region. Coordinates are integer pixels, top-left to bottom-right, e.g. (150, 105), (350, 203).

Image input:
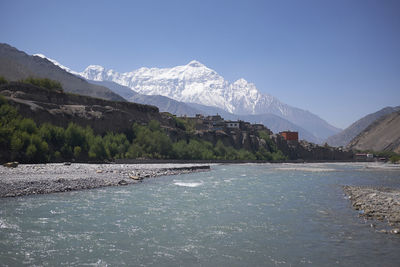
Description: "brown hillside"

(348, 110), (400, 153)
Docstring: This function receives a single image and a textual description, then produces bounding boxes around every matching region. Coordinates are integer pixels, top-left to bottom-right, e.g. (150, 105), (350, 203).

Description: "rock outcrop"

(0, 82), (164, 134)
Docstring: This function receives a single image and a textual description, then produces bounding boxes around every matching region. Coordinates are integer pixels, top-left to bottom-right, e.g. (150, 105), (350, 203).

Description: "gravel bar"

(0, 163), (211, 198)
(343, 185), (400, 234)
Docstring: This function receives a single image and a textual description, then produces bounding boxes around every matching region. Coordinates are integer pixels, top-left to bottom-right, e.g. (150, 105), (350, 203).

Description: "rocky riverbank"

(0, 163), (210, 198)
(343, 185), (400, 234)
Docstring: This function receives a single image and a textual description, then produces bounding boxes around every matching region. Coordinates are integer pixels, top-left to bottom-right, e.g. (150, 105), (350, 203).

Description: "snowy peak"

(81, 65), (107, 81)
(33, 54), (80, 76)
(233, 78), (250, 86)
(85, 65), (105, 72)
(75, 60), (283, 115)
(187, 60), (205, 68)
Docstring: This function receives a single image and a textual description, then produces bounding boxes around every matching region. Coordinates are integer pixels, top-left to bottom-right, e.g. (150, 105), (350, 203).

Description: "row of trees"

(0, 76), (63, 92)
(0, 83), (286, 163)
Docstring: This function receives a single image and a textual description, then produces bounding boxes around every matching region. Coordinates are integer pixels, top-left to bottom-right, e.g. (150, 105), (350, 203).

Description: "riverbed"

(1, 162), (400, 266)
(0, 163), (210, 197)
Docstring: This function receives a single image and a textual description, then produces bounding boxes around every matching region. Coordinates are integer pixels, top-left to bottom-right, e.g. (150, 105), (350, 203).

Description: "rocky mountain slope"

(89, 80), (203, 117)
(0, 82), (162, 135)
(347, 110), (400, 153)
(326, 106), (400, 147)
(0, 43), (124, 101)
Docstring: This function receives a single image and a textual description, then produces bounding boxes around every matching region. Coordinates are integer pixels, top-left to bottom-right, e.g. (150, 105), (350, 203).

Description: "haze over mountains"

(32, 52), (341, 143)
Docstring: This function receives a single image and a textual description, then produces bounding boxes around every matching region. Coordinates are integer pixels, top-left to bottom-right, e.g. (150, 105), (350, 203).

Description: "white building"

(226, 121), (240, 129)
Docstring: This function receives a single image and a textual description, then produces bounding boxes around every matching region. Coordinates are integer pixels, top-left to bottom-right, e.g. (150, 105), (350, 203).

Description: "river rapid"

(1, 163), (400, 266)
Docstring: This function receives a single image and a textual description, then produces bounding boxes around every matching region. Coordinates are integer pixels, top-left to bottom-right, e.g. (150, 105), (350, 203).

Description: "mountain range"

(32, 53), (341, 142)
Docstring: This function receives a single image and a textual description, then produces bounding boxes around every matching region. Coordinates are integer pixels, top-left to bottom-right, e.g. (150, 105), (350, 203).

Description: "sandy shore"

(0, 163), (211, 198)
(343, 185), (400, 234)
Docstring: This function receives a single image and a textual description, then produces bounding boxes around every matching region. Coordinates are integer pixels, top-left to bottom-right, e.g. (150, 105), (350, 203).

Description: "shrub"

(23, 77), (63, 91)
(0, 76), (7, 85)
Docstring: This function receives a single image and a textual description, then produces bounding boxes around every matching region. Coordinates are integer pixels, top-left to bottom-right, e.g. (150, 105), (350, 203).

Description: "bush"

(0, 76), (7, 85)
(23, 77), (63, 91)
(390, 154), (400, 164)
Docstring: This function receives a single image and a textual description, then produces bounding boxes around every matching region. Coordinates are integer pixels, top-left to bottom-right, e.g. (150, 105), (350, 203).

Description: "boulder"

(118, 180), (128, 186)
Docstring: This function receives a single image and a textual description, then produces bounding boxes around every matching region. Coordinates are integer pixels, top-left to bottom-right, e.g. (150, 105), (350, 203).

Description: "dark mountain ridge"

(0, 82), (162, 135)
(0, 43), (124, 101)
(326, 106), (400, 147)
(347, 110), (400, 154)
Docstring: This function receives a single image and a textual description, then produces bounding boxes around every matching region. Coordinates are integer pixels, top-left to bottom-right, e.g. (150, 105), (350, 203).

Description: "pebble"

(391, 228), (400, 234)
(344, 185), (400, 233)
(0, 163), (210, 198)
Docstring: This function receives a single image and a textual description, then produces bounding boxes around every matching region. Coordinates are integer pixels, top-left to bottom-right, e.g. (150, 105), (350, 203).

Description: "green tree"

(18, 118), (38, 134)
(23, 77), (63, 91)
(0, 76), (8, 85)
(74, 146), (82, 158)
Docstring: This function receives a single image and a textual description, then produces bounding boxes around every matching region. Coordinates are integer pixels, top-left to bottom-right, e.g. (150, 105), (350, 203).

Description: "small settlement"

(185, 114), (272, 135)
(168, 113), (353, 161)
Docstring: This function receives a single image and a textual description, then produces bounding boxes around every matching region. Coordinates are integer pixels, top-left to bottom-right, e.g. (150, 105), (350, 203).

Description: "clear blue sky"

(1, 0), (399, 129)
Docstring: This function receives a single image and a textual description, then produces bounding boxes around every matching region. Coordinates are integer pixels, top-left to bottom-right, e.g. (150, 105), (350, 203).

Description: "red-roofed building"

(279, 131), (298, 141)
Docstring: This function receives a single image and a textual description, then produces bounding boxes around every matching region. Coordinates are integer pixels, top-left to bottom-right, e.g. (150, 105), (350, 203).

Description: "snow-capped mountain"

(79, 60), (340, 139)
(33, 54), (80, 76)
(80, 60), (291, 115)
(34, 54), (341, 140)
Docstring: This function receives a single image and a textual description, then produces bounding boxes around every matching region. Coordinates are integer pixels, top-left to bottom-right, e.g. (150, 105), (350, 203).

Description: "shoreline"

(0, 163), (211, 198)
(343, 185), (400, 234)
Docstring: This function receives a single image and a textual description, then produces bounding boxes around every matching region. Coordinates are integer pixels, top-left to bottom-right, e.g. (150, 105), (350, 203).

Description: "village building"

(354, 153), (374, 161)
(279, 131), (299, 141)
(226, 121), (240, 129)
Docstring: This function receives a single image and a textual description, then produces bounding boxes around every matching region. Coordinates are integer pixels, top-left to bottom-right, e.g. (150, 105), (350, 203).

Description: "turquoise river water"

(1, 163), (400, 266)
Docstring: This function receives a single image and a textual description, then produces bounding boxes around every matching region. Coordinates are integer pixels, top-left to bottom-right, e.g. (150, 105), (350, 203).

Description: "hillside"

(89, 80), (203, 117)
(326, 106), (400, 147)
(0, 43), (124, 101)
(347, 110), (400, 153)
(0, 82), (162, 135)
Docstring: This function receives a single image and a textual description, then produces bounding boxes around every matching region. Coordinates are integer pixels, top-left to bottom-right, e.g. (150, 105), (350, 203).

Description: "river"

(1, 163), (400, 266)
